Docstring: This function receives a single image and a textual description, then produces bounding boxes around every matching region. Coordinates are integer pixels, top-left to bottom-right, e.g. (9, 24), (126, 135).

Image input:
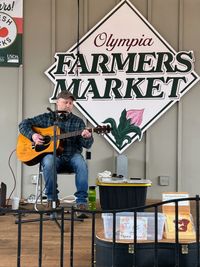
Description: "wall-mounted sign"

(0, 0), (23, 67)
(45, 0), (199, 154)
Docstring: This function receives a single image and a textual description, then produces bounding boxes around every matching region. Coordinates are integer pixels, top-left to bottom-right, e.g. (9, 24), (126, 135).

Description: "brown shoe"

(76, 203), (89, 219)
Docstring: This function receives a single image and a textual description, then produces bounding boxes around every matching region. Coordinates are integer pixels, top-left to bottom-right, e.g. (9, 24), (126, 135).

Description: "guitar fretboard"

(50, 129), (92, 141)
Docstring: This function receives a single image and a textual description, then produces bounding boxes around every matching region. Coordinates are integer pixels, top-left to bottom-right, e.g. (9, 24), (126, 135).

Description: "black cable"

(76, 0), (80, 76)
(77, 0), (80, 55)
(6, 149), (17, 206)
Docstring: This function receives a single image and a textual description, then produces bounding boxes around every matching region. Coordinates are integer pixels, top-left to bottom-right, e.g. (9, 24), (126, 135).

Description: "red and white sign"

(46, 0), (199, 153)
(0, 0), (23, 66)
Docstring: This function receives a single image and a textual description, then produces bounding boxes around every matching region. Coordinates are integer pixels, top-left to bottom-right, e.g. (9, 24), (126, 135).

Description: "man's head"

(56, 91), (76, 101)
(56, 91), (76, 113)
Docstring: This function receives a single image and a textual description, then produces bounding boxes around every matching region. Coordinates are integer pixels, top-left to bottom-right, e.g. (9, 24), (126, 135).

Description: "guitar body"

(16, 126), (61, 166)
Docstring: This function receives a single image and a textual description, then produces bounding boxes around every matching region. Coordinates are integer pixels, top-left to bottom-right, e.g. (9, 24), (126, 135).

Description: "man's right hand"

(32, 133), (44, 145)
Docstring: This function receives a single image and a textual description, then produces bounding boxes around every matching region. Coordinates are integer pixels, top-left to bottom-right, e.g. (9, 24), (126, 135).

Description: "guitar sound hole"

(35, 136), (51, 152)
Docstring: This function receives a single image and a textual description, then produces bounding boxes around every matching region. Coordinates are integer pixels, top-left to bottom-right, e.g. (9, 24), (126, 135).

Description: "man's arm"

(19, 113), (50, 142)
(77, 120), (94, 149)
(19, 118), (36, 140)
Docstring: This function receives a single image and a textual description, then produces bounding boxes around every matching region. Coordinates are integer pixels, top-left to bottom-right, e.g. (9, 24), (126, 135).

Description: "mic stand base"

(15, 208), (84, 230)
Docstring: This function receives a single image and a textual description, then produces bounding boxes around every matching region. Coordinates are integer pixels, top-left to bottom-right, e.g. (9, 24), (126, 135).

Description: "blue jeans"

(40, 153), (88, 204)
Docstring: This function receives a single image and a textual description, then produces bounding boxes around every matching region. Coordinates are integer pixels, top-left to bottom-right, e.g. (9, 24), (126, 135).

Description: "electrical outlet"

(158, 176), (169, 186)
(31, 174), (39, 184)
(86, 151), (91, 160)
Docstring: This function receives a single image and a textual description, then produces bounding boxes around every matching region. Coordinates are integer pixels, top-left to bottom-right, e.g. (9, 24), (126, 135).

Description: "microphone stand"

(47, 107), (84, 224)
(52, 109), (58, 211)
(46, 107), (66, 226)
(47, 107), (60, 210)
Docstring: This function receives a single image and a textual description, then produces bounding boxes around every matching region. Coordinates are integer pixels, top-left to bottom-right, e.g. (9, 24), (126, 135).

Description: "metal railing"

(0, 196), (200, 267)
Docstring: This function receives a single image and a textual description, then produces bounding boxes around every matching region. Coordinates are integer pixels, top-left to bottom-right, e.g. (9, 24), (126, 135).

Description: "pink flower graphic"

(126, 109), (144, 126)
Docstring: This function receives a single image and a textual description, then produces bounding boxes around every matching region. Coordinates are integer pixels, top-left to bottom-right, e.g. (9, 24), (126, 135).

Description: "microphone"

(56, 110), (69, 114)
(47, 107), (69, 121)
(47, 107), (54, 114)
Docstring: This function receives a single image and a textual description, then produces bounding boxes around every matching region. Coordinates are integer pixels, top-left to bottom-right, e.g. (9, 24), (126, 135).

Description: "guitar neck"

(51, 129), (92, 141)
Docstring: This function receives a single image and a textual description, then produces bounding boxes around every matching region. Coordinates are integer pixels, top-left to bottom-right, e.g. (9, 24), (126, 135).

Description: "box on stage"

(162, 192), (196, 240)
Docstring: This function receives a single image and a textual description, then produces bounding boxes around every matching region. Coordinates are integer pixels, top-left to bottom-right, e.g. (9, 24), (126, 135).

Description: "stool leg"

(34, 172), (43, 211)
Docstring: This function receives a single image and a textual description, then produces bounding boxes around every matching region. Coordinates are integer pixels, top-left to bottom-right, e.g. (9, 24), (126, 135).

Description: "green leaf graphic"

(103, 109), (143, 149)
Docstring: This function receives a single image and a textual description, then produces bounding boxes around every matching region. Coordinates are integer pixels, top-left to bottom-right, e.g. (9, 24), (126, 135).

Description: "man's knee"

(71, 154), (85, 166)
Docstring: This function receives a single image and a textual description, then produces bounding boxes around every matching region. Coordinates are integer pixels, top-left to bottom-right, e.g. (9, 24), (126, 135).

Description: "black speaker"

(0, 182), (6, 207)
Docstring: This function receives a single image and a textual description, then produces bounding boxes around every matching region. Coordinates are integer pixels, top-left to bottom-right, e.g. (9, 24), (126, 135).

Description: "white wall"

(0, 0), (200, 201)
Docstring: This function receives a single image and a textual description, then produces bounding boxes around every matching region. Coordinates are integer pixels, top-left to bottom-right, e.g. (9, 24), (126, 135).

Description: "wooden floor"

(0, 209), (102, 267)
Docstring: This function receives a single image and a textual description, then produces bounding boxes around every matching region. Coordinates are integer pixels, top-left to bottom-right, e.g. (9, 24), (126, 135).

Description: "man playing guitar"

(18, 91), (93, 218)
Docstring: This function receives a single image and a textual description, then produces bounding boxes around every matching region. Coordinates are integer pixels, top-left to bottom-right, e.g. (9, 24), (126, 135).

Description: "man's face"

(56, 97), (74, 113)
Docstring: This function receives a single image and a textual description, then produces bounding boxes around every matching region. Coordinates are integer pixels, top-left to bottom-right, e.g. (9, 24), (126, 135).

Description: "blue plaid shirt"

(19, 112), (94, 158)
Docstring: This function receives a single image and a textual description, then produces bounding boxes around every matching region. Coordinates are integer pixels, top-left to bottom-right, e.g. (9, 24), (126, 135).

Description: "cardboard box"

(162, 192), (196, 240)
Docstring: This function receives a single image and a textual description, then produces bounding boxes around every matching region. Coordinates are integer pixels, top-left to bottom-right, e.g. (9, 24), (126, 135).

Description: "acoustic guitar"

(16, 125), (111, 166)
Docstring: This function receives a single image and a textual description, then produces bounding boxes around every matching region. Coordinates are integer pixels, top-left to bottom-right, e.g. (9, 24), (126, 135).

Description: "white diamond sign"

(45, 0), (200, 154)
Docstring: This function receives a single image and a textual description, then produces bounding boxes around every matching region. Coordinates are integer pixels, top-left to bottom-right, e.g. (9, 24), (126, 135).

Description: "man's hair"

(57, 91), (76, 101)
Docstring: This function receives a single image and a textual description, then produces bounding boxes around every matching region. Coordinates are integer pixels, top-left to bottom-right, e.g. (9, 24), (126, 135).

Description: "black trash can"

(97, 181), (151, 210)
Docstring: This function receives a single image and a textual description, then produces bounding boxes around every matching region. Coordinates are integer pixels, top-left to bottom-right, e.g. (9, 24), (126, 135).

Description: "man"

(19, 91), (93, 218)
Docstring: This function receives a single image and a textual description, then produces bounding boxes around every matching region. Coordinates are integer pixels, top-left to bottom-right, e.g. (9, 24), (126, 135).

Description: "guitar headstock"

(94, 125), (112, 134)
